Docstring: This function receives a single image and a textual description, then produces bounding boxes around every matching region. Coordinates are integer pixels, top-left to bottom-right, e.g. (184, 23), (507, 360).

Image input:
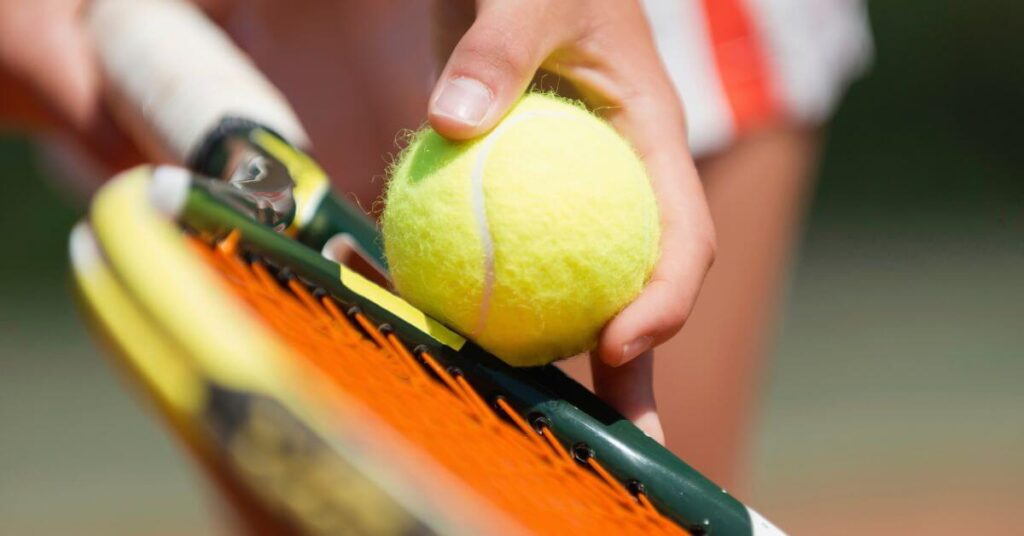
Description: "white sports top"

(643, 0), (873, 155)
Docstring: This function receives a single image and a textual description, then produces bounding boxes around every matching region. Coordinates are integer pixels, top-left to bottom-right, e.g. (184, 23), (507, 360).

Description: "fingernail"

(621, 336), (653, 364)
(432, 77), (492, 127)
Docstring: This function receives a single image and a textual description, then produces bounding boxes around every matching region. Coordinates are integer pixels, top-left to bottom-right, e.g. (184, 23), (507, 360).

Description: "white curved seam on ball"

(468, 109), (576, 338)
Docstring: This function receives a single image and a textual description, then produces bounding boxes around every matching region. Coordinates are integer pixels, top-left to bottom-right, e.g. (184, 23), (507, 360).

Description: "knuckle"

(460, 23), (537, 79)
(665, 301), (690, 332)
(702, 231), (718, 266)
(648, 279), (690, 333)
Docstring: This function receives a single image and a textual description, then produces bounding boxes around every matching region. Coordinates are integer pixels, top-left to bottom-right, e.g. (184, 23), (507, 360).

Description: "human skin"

(0, 0), (232, 169)
(429, 0), (718, 443)
(564, 124), (821, 489)
(0, 0), (717, 443)
(0, 0), (140, 168)
(0, 3), (809, 480)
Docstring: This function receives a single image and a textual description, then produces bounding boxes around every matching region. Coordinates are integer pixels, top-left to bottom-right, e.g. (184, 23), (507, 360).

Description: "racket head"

(84, 0), (781, 531)
(71, 168), (530, 535)
(72, 166), (695, 535)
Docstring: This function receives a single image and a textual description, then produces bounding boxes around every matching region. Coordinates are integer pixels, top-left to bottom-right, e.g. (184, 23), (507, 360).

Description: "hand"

(0, 0), (142, 170)
(0, 0), (238, 170)
(430, 0), (716, 441)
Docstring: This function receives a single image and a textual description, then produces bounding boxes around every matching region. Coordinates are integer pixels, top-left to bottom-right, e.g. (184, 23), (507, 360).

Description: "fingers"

(598, 136), (715, 365)
(0, 1), (141, 169)
(598, 111), (715, 365)
(428, 1), (573, 139)
(586, 46), (716, 367)
(591, 350), (664, 443)
(429, 1), (716, 366)
(0, 1), (97, 130)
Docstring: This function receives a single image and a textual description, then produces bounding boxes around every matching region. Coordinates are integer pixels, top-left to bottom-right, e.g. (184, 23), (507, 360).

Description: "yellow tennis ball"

(382, 93), (659, 366)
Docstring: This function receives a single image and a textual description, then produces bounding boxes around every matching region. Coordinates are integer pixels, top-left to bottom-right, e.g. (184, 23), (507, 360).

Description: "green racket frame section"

(178, 169), (760, 536)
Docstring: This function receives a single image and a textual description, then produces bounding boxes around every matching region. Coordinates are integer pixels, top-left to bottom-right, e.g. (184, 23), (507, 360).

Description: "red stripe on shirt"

(701, 0), (778, 133)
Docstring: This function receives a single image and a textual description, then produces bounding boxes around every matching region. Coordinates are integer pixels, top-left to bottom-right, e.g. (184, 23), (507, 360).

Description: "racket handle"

(88, 0), (309, 161)
(88, 0), (383, 262)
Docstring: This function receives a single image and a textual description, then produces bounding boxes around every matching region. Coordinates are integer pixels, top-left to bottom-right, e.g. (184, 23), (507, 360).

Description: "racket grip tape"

(88, 0), (309, 163)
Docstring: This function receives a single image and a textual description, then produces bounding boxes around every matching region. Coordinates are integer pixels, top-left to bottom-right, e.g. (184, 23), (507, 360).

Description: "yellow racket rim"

(76, 166), (689, 536)
(78, 168), (524, 535)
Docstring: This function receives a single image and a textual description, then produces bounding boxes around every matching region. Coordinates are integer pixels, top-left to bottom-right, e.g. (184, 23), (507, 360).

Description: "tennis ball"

(382, 93), (659, 366)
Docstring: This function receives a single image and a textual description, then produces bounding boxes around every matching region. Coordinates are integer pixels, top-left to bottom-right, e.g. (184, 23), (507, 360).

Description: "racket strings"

(196, 232), (687, 536)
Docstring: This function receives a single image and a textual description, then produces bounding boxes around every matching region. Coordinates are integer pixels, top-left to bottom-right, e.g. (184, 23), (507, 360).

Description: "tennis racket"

(78, 0), (785, 534)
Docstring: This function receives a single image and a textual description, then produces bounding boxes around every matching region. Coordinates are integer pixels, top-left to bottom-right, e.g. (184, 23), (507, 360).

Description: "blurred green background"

(1, 2), (1021, 534)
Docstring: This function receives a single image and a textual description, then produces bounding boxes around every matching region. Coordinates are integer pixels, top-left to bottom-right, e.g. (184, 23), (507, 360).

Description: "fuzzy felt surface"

(382, 94), (659, 366)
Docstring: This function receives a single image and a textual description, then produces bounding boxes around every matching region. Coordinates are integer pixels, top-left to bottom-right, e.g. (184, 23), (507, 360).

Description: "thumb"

(428, 3), (553, 140)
